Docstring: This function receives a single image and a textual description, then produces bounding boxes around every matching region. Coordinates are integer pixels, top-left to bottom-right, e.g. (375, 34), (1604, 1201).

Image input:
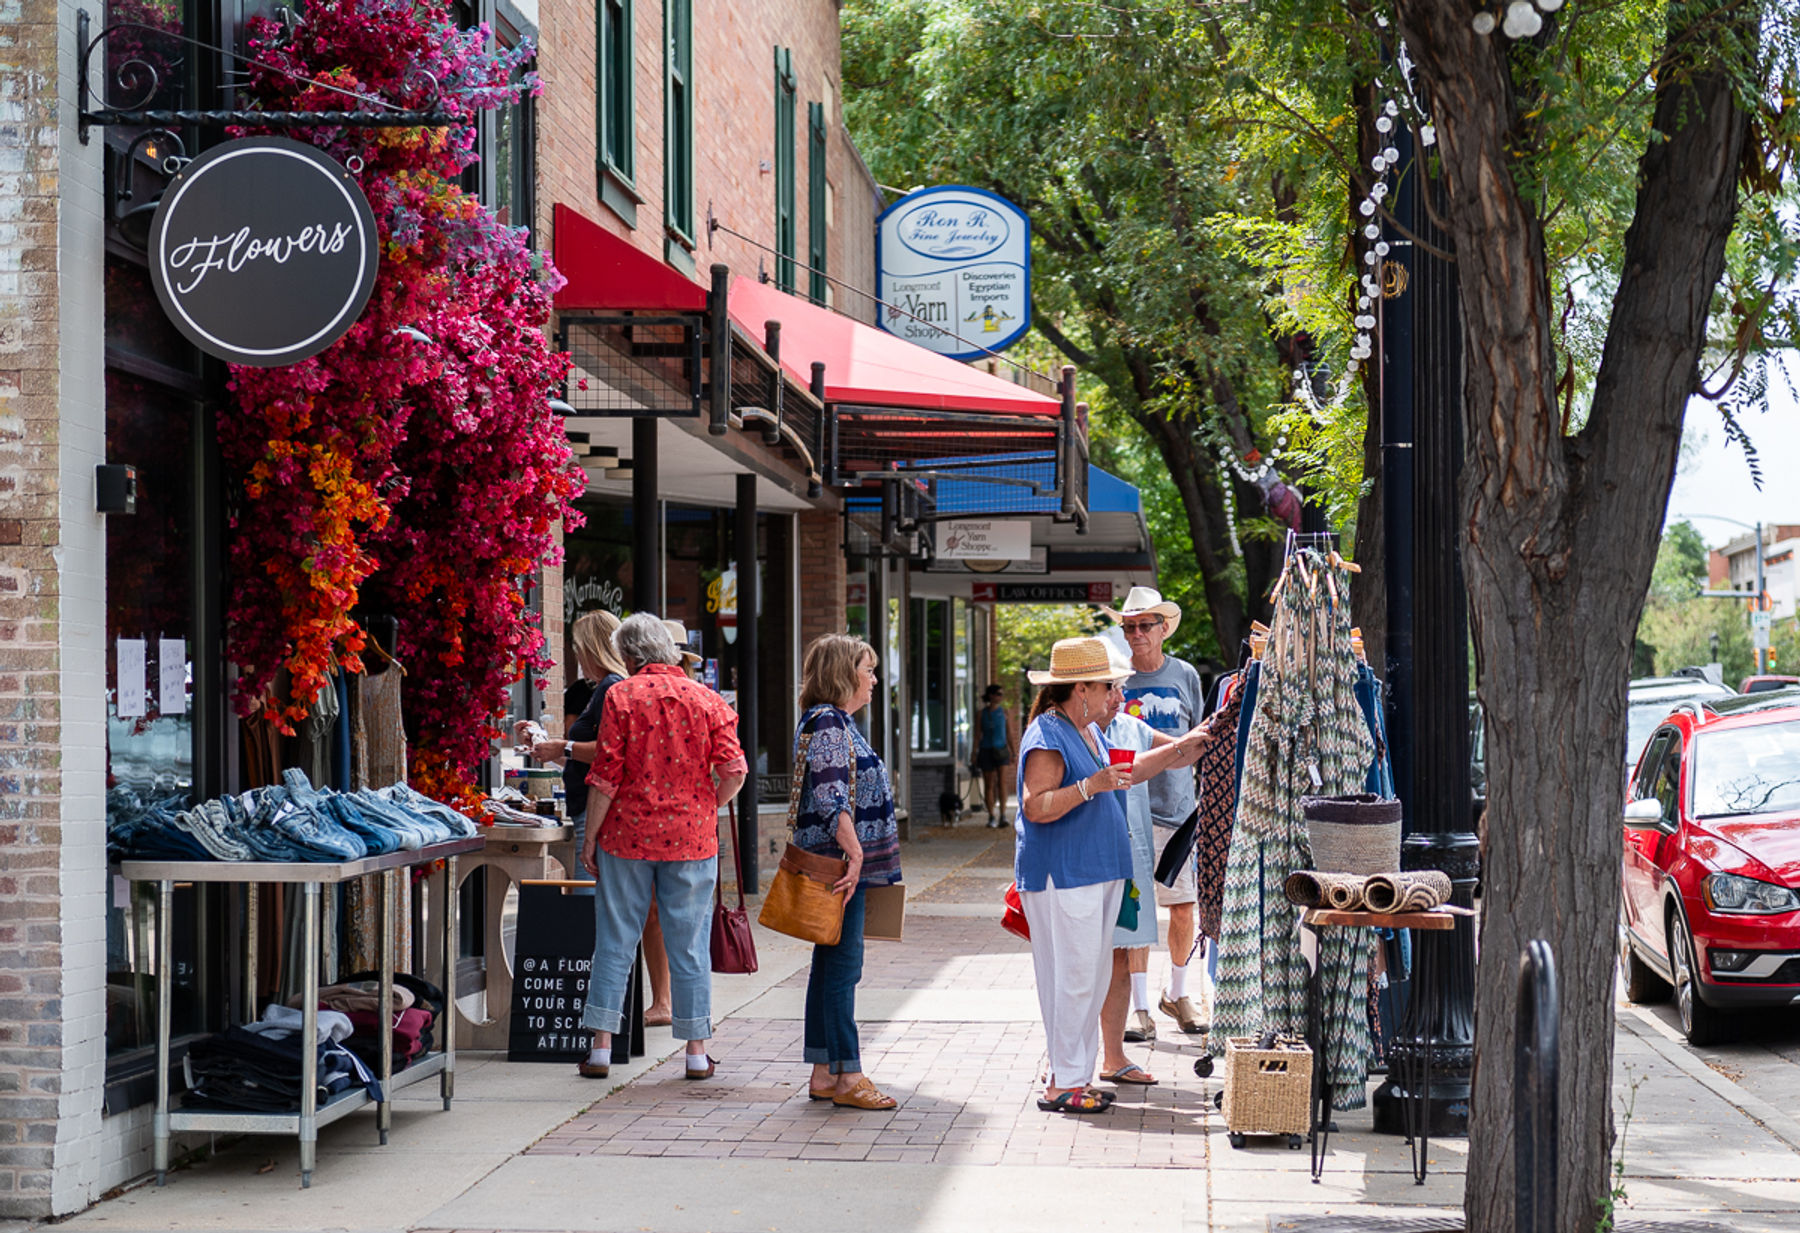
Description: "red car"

(1620, 689), (1800, 1044)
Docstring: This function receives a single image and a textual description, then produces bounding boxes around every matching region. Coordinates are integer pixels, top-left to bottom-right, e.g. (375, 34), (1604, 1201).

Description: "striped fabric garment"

(1208, 552), (1377, 1110)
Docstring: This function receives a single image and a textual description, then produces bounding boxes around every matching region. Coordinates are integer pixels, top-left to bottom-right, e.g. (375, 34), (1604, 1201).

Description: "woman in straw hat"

(1015, 636), (1136, 1114)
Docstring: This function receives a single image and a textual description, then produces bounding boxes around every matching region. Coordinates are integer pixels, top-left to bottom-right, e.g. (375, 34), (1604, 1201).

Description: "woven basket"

(1222, 1035), (1313, 1136)
(1302, 794), (1402, 875)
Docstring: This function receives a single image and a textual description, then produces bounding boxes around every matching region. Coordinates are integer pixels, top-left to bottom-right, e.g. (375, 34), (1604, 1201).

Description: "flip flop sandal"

(832, 1077), (899, 1110)
(1100, 1064), (1159, 1086)
(808, 1086), (836, 1101)
(1036, 1089), (1109, 1115)
(683, 1054), (717, 1080)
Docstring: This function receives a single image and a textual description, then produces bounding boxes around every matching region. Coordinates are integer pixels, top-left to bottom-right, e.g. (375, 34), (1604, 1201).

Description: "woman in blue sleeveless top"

(976, 684), (1016, 827)
(1015, 637), (1134, 1114)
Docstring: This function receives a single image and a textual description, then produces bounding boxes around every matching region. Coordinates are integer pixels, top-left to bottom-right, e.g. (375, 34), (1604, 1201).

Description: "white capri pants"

(1020, 876), (1126, 1090)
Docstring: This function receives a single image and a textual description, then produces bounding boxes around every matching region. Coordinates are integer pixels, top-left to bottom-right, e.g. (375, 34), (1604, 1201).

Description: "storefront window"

(910, 597), (949, 753)
(102, 249), (225, 1085)
(570, 502), (794, 786)
(953, 599), (972, 762)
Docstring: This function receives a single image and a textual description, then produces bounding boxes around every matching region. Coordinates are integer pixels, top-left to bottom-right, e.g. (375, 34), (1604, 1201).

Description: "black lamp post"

(1371, 120), (1479, 1139)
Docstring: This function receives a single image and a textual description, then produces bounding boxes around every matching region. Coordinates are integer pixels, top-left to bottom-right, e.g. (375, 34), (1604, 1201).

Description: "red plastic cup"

(1109, 748), (1136, 767)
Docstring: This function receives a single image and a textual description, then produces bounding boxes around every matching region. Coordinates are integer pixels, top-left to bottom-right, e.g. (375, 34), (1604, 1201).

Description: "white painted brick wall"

(51, 0), (113, 1211)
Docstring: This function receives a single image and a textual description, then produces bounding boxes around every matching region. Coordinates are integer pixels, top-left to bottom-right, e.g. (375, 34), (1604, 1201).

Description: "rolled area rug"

(1363, 870), (1452, 913)
(1282, 871), (1371, 911)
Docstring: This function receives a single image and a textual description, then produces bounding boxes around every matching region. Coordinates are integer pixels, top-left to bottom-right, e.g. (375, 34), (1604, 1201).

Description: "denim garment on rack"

(319, 795), (403, 856)
(273, 768), (369, 860)
(179, 798), (257, 861)
(1232, 659), (1261, 798)
(233, 787), (311, 862)
(380, 783), (478, 839)
(1353, 664), (1396, 798)
(349, 789), (436, 850)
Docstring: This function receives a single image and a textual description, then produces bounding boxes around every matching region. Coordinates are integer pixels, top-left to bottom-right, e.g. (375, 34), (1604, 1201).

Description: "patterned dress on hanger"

(1193, 675), (1244, 944)
(1209, 553), (1376, 1109)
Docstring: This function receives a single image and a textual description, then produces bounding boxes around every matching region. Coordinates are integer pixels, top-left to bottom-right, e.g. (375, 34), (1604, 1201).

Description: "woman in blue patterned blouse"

(791, 634), (901, 1110)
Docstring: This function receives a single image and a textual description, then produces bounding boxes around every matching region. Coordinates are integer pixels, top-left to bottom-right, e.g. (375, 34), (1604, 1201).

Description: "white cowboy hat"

(661, 619), (704, 665)
(1027, 636), (1135, 685)
(1098, 625), (1133, 674)
(1101, 585), (1181, 637)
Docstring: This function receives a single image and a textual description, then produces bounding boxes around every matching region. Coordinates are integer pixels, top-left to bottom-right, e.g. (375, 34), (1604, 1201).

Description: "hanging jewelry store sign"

(148, 136), (380, 367)
(876, 186), (1031, 360)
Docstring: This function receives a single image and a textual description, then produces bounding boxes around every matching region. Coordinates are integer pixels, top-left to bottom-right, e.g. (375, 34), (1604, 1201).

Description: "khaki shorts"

(1152, 824), (1196, 906)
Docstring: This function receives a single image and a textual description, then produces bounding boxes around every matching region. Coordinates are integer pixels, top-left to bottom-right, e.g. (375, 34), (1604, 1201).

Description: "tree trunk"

(1391, 2), (1750, 1229)
(1137, 407), (1258, 656)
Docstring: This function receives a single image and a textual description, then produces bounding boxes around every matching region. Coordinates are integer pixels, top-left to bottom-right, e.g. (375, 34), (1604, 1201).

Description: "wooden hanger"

(364, 639), (408, 677)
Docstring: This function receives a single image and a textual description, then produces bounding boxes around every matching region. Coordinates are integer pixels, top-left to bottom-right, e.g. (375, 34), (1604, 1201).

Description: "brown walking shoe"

(1158, 991), (1208, 1034)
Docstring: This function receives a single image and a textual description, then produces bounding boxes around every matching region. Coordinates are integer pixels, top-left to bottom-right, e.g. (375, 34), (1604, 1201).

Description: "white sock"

(1130, 972), (1150, 1012)
(1169, 963), (1189, 1001)
(585, 1047), (608, 1066)
(685, 1052), (710, 1071)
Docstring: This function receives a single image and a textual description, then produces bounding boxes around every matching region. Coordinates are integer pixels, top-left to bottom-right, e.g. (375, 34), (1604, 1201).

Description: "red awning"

(551, 203), (707, 313)
(728, 277), (1059, 418)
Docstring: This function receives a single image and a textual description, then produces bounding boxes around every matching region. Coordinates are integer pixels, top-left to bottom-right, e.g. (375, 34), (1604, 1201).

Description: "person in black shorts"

(976, 684), (1017, 827)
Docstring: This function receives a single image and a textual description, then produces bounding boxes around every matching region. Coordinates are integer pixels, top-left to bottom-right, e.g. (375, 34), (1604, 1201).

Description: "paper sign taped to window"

(117, 638), (147, 718)
(159, 638), (187, 715)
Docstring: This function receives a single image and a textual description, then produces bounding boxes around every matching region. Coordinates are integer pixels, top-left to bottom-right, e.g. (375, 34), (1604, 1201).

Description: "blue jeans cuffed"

(581, 849), (716, 1041)
(803, 887), (865, 1073)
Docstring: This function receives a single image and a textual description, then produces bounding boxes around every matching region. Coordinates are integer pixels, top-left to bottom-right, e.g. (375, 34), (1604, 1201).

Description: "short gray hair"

(613, 612), (682, 667)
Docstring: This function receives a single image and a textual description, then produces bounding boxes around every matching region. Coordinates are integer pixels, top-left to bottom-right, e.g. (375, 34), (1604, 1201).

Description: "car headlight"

(1702, 873), (1800, 915)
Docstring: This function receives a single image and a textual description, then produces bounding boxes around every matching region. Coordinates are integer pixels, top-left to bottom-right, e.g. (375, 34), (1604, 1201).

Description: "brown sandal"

(831, 1077), (898, 1110)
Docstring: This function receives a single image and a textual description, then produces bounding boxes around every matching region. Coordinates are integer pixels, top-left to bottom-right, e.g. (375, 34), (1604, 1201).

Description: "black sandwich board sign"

(147, 136), (380, 367)
(506, 882), (644, 1064)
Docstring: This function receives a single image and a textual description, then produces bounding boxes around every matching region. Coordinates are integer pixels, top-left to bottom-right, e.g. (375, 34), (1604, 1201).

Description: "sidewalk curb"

(1617, 1003), (1800, 1152)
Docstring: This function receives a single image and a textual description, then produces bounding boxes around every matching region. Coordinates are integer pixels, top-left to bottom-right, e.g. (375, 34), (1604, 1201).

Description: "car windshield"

(1692, 719), (1800, 817)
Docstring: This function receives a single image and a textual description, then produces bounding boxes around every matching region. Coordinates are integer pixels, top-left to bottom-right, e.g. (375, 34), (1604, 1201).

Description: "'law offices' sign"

(148, 136), (380, 367)
(877, 186), (1031, 360)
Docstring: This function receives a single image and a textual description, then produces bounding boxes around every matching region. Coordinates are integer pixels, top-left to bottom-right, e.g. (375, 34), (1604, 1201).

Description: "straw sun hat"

(1027, 636), (1135, 686)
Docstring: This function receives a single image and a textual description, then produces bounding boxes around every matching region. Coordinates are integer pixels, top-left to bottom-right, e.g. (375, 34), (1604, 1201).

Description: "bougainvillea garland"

(221, 0), (585, 806)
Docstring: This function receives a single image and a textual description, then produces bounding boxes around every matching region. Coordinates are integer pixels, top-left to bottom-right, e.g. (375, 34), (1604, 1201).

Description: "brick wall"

(534, 0), (857, 310)
(796, 510), (845, 653)
(0, 0), (63, 1213)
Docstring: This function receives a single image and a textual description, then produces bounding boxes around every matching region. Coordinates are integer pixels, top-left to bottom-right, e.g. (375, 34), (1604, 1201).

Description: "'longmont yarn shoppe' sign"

(876, 185), (1031, 361)
(148, 136), (380, 367)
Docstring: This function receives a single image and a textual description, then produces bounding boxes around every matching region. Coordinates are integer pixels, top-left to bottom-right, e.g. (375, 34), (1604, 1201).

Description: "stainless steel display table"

(121, 835), (485, 1188)
(421, 824), (570, 1049)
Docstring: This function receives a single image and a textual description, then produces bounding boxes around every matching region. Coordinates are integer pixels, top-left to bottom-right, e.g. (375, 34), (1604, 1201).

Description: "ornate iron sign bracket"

(77, 8), (459, 144)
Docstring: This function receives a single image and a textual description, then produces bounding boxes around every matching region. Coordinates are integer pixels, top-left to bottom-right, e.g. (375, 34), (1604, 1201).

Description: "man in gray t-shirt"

(1108, 587), (1209, 1038)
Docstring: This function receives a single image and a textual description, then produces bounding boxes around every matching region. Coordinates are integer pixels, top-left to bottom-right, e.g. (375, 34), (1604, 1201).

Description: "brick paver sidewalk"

(533, 836), (1221, 1170)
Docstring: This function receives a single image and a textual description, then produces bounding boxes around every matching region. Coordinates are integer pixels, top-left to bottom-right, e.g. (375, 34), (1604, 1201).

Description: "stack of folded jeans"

(107, 770), (480, 863)
(183, 1005), (381, 1112)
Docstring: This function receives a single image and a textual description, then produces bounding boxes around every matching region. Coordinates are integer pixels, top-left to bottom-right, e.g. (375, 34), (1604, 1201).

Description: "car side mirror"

(1623, 798), (1670, 833)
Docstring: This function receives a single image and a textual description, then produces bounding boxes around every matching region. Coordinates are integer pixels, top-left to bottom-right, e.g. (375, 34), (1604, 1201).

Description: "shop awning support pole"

(735, 473), (761, 891)
(763, 321), (784, 446)
(1058, 366), (1076, 519)
(708, 265), (730, 436)
(633, 418), (660, 612)
(812, 363), (832, 488)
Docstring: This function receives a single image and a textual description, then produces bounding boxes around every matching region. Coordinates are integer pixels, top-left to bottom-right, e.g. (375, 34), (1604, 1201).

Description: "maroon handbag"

(711, 801), (759, 974)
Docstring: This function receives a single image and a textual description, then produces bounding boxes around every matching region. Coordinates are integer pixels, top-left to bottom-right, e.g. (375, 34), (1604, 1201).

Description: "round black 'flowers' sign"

(147, 136), (380, 367)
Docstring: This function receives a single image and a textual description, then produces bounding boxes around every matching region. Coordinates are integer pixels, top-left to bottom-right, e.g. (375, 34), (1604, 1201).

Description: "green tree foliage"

(1650, 520), (1709, 603)
(994, 603), (1102, 715)
(842, 0), (1362, 661)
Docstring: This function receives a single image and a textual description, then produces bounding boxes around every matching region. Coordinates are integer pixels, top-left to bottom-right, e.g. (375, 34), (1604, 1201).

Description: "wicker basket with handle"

(1222, 1036), (1313, 1137)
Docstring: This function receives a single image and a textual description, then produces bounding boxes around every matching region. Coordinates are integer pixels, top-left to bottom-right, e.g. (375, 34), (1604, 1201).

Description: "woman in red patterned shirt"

(576, 613), (748, 1080)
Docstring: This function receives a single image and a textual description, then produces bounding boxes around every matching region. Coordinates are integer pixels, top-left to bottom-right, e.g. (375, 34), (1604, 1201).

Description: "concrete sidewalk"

(33, 828), (1800, 1233)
